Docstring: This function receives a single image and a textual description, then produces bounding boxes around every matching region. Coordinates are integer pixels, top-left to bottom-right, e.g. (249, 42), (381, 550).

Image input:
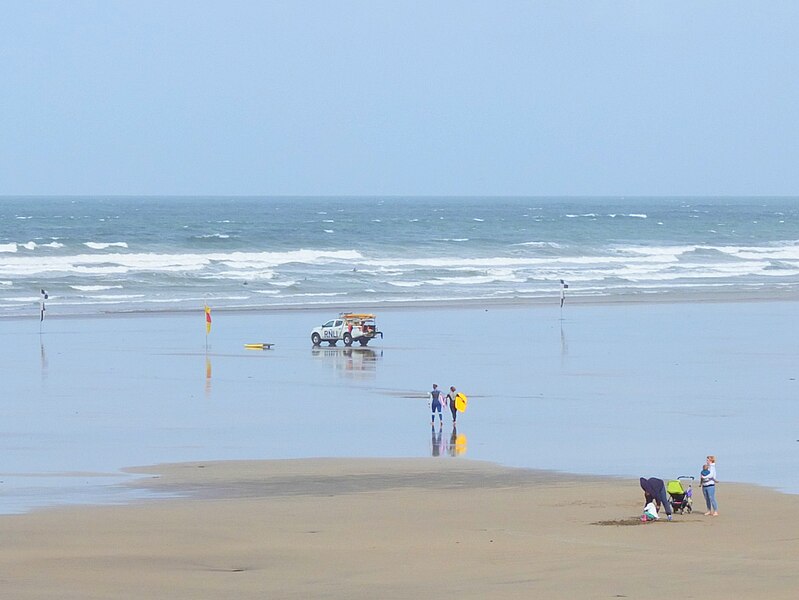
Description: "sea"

(1, 196), (798, 317)
(2, 196), (799, 513)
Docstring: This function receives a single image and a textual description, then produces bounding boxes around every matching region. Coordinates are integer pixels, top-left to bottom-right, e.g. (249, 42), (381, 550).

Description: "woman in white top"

(701, 455), (719, 516)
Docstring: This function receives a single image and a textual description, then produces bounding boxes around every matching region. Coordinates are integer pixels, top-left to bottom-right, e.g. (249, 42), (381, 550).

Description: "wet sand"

(1, 458), (798, 599)
(3, 299), (799, 516)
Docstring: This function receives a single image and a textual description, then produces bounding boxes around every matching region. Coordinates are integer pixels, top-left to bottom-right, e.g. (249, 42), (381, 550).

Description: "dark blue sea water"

(1, 196), (798, 317)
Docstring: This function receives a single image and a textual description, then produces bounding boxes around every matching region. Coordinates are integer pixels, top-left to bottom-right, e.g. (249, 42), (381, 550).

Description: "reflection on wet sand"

(431, 425), (467, 457)
(40, 337), (48, 380)
(205, 355), (212, 399)
(450, 427), (467, 456)
(431, 424), (443, 456)
(311, 347), (382, 378)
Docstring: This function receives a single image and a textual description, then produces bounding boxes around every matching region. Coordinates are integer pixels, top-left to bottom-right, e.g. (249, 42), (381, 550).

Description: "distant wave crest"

(84, 242), (129, 250)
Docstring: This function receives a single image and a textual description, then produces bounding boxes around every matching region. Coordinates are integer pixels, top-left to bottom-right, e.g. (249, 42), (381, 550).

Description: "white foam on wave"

(70, 285), (124, 291)
(515, 241), (562, 248)
(0, 249), (364, 277)
(427, 270), (525, 286)
(84, 242), (129, 250)
(362, 254), (675, 269)
(87, 294), (146, 300)
(6, 296), (47, 302)
(0, 241), (63, 252)
(214, 269), (276, 281)
(283, 292), (345, 298)
(264, 280), (297, 288)
(324, 229), (334, 234)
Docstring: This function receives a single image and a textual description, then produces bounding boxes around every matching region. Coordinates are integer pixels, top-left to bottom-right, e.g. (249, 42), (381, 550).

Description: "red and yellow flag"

(204, 305), (212, 335)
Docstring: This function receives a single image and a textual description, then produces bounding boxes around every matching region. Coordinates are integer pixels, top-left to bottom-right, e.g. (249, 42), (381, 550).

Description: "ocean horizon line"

(3, 194), (799, 200)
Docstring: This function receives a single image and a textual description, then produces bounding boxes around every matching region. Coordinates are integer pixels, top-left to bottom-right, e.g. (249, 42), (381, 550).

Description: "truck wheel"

(343, 333), (353, 346)
(359, 339), (369, 346)
(311, 333), (321, 346)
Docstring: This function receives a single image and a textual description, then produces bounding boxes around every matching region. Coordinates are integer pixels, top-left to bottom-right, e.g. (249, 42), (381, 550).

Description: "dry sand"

(1, 458), (797, 599)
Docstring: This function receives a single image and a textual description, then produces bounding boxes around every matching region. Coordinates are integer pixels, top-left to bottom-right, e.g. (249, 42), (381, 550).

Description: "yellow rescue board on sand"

(454, 392), (467, 412)
(244, 343), (274, 350)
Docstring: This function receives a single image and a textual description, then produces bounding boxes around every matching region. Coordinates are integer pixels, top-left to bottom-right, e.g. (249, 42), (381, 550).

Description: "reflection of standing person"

(639, 477), (673, 520)
(702, 455), (719, 516)
(431, 424), (442, 457)
(446, 386), (458, 424)
(430, 384), (443, 425)
(448, 426), (458, 457)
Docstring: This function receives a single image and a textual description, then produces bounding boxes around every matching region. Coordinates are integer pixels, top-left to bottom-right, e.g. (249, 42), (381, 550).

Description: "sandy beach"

(1, 301), (797, 597)
(1, 458), (798, 599)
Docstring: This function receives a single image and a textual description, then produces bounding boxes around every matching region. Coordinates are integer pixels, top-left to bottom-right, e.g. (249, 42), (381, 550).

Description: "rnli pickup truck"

(310, 313), (383, 347)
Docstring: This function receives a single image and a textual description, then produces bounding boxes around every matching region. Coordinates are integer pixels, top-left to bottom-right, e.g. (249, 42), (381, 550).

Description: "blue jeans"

(657, 488), (673, 515)
(703, 485), (718, 511)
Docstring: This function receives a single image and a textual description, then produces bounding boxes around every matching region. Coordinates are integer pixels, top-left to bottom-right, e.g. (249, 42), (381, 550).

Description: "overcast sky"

(1, 1), (798, 196)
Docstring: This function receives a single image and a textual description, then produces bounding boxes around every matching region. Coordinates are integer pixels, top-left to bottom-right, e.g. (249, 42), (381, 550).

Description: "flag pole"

(204, 301), (212, 352)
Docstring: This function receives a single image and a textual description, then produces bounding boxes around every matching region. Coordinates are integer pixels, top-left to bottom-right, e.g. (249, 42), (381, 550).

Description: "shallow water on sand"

(1, 300), (797, 513)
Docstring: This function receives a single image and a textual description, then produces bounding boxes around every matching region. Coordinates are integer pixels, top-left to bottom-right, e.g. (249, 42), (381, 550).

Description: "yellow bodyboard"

(454, 392), (467, 412)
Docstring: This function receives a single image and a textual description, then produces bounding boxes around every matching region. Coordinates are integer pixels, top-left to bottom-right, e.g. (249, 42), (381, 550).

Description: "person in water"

(429, 384), (443, 425)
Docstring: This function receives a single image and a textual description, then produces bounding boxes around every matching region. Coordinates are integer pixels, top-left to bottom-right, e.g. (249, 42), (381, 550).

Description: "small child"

(641, 500), (659, 522)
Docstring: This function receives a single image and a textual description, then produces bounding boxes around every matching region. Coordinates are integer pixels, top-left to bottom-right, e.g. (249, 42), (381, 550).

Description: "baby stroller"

(666, 476), (694, 514)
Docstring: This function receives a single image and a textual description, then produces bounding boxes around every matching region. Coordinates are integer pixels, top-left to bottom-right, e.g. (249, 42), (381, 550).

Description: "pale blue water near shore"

(1, 197), (797, 513)
(2, 196), (799, 316)
(1, 300), (797, 514)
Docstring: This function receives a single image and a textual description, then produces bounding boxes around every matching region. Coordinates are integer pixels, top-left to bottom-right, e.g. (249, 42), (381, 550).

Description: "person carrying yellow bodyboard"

(446, 386), (468, 425)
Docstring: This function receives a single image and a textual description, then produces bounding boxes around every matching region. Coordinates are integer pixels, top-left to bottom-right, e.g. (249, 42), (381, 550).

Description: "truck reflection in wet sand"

(311, 347), (382, 379)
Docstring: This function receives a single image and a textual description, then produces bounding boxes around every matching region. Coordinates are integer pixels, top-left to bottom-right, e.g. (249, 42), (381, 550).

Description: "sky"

(1, 1), (798, 197)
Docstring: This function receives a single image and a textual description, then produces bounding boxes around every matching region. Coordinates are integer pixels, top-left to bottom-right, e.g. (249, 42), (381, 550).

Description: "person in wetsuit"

(430, 384), (443, 425)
